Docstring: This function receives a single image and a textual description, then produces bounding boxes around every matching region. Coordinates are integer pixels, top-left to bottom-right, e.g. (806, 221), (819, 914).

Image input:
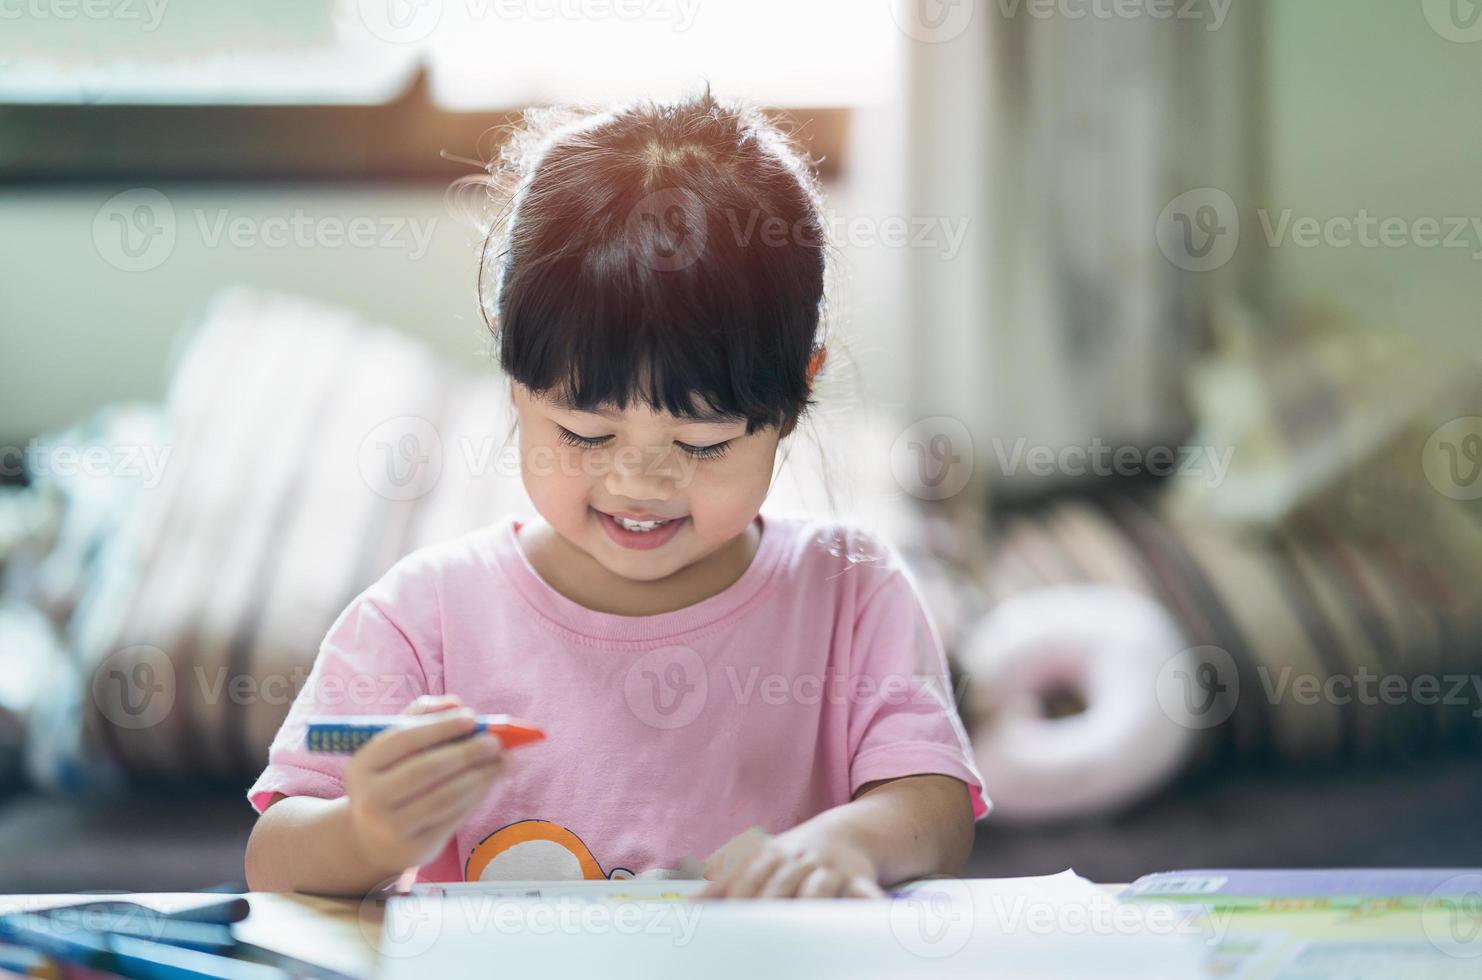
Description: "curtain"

(904, 0), (1264, 500)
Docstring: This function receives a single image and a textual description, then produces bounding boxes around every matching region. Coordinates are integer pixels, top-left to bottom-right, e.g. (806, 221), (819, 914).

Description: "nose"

(602, 443), (678, 502)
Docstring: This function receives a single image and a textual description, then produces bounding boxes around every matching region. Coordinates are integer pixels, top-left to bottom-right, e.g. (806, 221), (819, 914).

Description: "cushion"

(31, 287), (528, 788)
(970, 480), (1482, 769)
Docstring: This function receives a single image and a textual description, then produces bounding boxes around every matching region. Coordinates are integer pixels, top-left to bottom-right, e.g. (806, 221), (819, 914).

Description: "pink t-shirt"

(247, 512), (988, 883)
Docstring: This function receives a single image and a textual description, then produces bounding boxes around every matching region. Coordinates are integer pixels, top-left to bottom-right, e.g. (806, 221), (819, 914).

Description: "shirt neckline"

(494, 512), (786, 644)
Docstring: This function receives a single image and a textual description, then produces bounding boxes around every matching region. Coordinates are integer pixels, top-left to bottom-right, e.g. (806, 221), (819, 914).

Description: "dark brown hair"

(478, 88), (830, 435)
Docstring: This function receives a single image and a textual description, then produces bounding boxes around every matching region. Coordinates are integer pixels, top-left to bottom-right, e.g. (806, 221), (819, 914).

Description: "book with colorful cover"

(1121, 869), (1482, 910)
(1120, 870), (1482, 977)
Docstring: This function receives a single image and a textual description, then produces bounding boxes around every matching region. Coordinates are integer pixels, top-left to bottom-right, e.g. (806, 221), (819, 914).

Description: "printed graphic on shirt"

(465, 819), (639, 882)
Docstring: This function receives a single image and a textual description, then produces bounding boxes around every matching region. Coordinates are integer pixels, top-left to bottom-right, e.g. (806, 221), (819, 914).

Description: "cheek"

(518, 436), (590, 517)
(685, 448), (776, 532)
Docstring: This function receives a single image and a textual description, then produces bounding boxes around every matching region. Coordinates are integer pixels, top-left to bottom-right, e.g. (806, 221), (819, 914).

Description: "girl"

(243, 90), (987, 899)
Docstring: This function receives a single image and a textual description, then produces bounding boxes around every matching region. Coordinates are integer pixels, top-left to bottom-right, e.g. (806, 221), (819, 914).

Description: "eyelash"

(554, 427), (610, 450)
(555, 426), (731, 460)
(678, 441), (731, 461)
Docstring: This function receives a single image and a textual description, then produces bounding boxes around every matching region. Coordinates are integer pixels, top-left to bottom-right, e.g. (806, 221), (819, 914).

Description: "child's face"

(511, 384), (783, 583)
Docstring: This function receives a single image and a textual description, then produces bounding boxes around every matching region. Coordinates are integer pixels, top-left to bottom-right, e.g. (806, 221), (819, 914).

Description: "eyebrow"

(552, 398), (745, 426)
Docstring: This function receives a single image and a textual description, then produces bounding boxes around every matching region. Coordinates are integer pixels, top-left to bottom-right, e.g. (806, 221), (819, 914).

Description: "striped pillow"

(56, 288), (529, 785)
(976, 478), (1482, 768)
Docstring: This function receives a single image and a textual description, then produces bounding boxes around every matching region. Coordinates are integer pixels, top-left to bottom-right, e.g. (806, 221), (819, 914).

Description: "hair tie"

(806, 346), (828, 387)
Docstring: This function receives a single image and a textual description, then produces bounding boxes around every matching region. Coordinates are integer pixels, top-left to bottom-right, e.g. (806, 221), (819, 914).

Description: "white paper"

(379, 871), (1211, 978)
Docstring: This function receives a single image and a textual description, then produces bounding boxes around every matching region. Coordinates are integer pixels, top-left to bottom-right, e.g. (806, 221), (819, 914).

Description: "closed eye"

(677, 440), (731, 461)
(557, 424), (731, 460)
(555, 425), (612, 449)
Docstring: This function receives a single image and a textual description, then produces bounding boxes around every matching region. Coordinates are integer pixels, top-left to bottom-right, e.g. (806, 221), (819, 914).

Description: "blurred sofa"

(3, 289), (1481, 894)
(4, 754), (1482, 892)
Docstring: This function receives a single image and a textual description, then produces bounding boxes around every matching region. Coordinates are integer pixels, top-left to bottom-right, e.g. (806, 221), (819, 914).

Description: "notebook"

(377, 872), (1208, 978)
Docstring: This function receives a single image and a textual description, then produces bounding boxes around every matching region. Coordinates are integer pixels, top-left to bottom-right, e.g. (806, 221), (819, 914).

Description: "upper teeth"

(616, 516), (670, 532)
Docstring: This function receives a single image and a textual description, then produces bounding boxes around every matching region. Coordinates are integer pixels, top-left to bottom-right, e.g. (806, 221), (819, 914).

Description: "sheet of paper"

(380, 871), (1210, 978)
(410, 878), (708, 902)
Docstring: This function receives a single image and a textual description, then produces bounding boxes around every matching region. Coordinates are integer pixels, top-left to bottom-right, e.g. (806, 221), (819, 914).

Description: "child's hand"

(699, 824), (886, 899)
(342, 694), (507, 873)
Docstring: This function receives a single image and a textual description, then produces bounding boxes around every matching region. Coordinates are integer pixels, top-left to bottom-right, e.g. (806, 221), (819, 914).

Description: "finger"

(356, 710), (477, 771)
(404, 756), (504, 829)
(704, 826), (770, 881)
(400, 759), (504, 832)
(797, 868), (845, 899)
(697, 855), (752, 899)
(404, 694), (464, 716)
(382, 733), (504, 806)
(758, 859), (815, 899)
(841, 876), (886, 899)
(406, 761), (507, 845)
(698, 864), (740, 898)
(719, 851), (788, 899)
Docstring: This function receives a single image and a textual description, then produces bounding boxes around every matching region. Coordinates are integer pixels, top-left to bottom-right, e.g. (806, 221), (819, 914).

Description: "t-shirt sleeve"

(846, 564), (990, 820)
(245, 571), (439, 815)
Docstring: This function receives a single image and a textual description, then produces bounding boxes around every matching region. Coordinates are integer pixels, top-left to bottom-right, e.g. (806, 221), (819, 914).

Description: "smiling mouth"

(598, 509), (685, 533)
(614, 516), (671, 532)
(594, 508), (689, 549)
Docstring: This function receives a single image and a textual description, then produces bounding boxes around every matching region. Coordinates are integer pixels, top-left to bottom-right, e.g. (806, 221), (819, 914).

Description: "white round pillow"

(961, 585), (1198, 823)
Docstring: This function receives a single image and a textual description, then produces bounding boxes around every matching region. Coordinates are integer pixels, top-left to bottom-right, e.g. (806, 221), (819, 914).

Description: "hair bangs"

(498, 216), (814, 434)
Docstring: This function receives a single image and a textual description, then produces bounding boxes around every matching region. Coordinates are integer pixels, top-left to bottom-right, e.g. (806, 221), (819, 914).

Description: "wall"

(0, 106), (910, 446)
(1, 184), (484, 443)
(1262, 0), (1482, 339)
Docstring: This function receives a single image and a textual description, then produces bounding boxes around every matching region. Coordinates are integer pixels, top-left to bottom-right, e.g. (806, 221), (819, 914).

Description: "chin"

(594, 545), (689, 584)
(566, 509), (695, 581)
(606, 561), (681, 584)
